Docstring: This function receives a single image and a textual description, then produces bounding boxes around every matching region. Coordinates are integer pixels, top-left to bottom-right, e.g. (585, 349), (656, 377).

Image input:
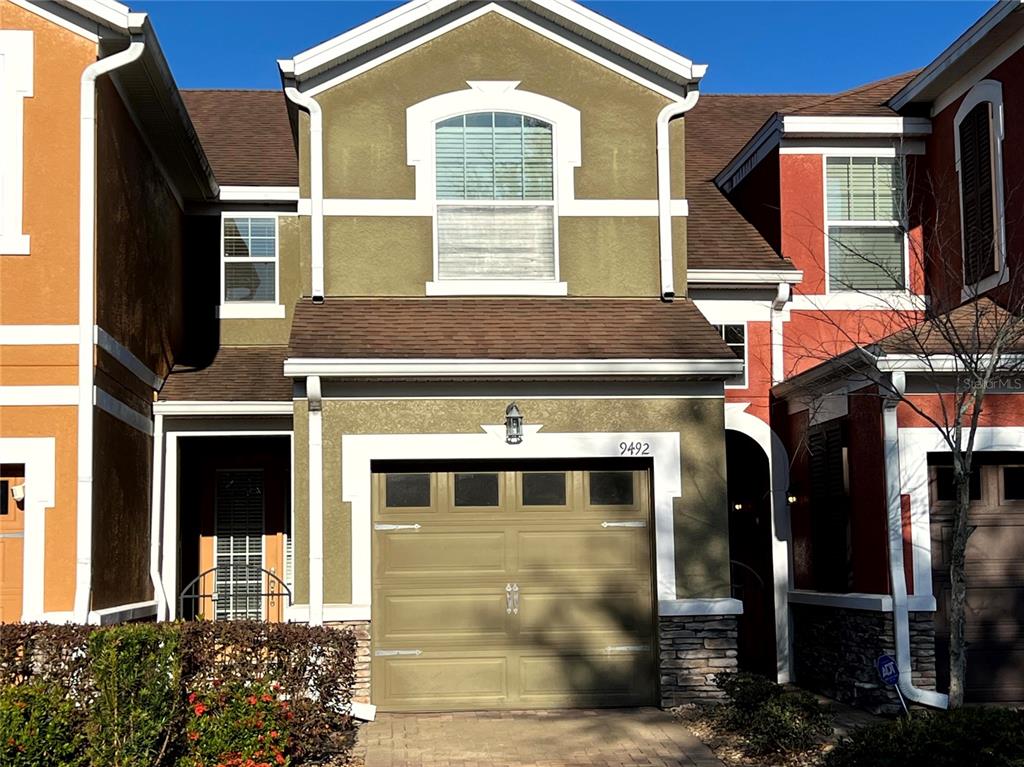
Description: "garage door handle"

(601, 520), (645, 528)
(374, 523), (422, 531)
(512, 583), (519, 615)
(506, 583), (513, 614)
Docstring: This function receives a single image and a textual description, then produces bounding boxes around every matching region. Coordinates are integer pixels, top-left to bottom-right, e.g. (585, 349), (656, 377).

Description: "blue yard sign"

(876, 654), (900, 686)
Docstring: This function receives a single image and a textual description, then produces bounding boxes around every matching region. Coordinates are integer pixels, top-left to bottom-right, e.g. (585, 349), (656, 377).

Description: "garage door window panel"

(519, 471), (569, 509)
(453, 472), (502, 508)
(586, 470), (640, 510)
(1000, 466), (1024, 503)
(384, 473), (433, 509)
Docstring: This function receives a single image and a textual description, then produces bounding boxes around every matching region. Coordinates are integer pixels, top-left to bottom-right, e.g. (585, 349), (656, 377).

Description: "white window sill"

(788, 590), (937, 613)
(961, 267), (1009, 303)
(426, 280), (568, 296)
(217, 303), (286, 319)
(0, 234), (30, 255)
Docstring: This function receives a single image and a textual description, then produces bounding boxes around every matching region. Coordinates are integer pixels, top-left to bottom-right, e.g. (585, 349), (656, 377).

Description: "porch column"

(307, 376), (324, 626)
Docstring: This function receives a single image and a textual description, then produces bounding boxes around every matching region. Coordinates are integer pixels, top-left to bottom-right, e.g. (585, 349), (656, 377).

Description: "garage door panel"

(376, 530), (507, 578)
(518, 650), (653, 705)
(375, 654), (510, 711)
(515, 529), (649, 575)
(374, 590), (509, 645)
(517, 587), (653, 645)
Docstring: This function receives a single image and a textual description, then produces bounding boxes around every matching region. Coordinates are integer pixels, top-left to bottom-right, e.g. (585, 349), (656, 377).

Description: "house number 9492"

(619, 441), (650, 456)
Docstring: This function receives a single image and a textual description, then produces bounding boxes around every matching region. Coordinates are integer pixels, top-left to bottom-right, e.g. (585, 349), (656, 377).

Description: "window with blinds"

(711, 324), (746, 387)
(435, 112), (556, 281)
(958, 102), (998, 286)
(214, 470), (265, 621)
(223, 216), (277, 303)
(825, 157), (905, 292)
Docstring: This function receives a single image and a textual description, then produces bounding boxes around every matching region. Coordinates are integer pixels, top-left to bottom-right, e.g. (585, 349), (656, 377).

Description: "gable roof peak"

(279, 0), (705, 99)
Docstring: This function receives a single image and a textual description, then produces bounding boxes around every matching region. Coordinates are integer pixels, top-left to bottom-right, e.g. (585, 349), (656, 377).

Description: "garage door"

(930, 459), (1024, 702)
(371, 463), (655, 712)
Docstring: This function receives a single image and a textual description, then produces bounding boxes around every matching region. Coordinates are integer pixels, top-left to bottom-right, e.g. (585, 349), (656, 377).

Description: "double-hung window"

(825, 156), (905, 292)
(220, 215), (282, 318)
(712, 324), (746, 387)
(434, 112), (557, 285)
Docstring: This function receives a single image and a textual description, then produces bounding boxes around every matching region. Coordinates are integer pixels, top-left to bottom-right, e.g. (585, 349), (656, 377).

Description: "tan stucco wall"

(293, 10), (689, 298)
(0, 1), (95, 321)
(292, 397), (729, 605)
(221, 215), (302, 345)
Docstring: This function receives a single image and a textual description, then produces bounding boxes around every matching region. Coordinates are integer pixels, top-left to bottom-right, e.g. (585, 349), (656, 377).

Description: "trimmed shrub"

(0, 682), (87, 767)
(712, 672), (832, 756)
(87, 624), (183, 767)
(180, 684), (292, 767)
(824, 707), (1024, 767)
(0, 623), (95, 701)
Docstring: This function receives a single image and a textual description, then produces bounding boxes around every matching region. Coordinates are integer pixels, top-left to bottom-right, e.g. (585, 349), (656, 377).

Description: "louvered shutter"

(808, 422), (851, 592)
(214, 470), (264, 621)
(959, 102), (997, 285)
(435, 113), (555, 280)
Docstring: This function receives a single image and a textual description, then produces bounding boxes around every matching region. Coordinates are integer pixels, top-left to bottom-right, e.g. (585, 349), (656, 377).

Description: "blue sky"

(133, 1), (991, 93)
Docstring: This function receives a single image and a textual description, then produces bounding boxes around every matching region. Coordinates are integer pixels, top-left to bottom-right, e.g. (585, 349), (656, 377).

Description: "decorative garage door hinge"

(374, 649), (423, 657)
(373, 523), (422, 531)
(600, 520), (646, 528)
(605, 645), (648, 653)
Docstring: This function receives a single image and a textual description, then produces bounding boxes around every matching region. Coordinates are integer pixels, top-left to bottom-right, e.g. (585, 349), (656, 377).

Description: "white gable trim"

(290, 2), (695, 101)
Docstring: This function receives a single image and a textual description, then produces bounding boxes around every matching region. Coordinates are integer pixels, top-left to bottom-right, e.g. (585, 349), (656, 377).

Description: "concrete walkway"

(357, 708), (725, 767)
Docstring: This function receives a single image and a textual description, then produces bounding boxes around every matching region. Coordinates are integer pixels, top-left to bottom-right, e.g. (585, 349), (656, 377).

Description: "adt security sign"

(876, 654), (909, 716)
(876, 654), (899, 686)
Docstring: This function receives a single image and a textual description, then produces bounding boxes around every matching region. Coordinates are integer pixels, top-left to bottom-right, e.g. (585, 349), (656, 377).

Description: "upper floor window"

(955, 80), (1005, 295)
(434, 112), (556, 284)
(220, 215), (284, 319)
(712, 324), (746, 388)
(825, 156), (905, 292)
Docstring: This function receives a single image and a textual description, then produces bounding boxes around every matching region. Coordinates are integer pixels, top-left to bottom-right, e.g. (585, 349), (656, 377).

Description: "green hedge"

(0, 622), (357, 767)
(824, 707), (1024, 767)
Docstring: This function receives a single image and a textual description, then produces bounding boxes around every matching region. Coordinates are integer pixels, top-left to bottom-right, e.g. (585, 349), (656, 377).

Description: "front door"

(0, 465), (26, 623)
(371, 461), (655, 712)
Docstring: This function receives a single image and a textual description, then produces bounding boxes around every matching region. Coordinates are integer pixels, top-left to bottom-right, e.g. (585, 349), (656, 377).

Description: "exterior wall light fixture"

(505, 402), (524, 445)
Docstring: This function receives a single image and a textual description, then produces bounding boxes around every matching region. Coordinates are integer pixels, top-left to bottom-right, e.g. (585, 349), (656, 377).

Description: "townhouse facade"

(2, 0), (1022, 713)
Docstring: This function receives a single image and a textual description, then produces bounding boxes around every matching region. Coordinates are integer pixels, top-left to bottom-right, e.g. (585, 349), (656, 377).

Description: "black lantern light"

(505, 402), (524, 445)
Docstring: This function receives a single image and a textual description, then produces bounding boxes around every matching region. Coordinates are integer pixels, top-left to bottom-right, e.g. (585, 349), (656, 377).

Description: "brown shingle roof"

(288, 298), (736, 360)
(686, 94), (816, 271)
(880, 298), (1024, 356)
(181, 90), (297, 187)
(790, 70), (920, 117)
(159, 346), (290, 401)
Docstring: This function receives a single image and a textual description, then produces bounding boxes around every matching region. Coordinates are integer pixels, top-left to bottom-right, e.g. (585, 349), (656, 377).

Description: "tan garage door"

(371, 463), (655, 712)
(930, 460), (1024, 702)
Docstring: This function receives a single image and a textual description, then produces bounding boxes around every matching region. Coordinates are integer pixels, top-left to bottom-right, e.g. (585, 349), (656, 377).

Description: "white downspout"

(771, 282), (791, 384)
(656, 88), (700, 300)
(307, 376), (324, 626)
(149, 413), (167, 620)
(284, 85), (324, 303)
(74, 32), (147, 623)
(883, 371), (949, 709)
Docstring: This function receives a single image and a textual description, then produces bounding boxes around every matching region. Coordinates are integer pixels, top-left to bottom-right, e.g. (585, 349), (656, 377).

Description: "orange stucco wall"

(723, 319), (773, 421)
(0, 0), (95, 322)
(0, 1), (97, 617)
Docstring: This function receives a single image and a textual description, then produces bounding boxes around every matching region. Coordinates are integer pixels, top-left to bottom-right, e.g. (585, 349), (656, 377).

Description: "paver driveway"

(357, 708), (724, 767)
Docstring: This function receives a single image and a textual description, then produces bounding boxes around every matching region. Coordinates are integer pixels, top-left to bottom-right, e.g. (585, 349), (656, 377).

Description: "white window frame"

(0, 30), (33, 256)
(218, 212), (285, 319)
(954, 79), (1007, 301)
(822, 150), (910, 296)
(407, 82), (580, 296)
(711, 322), (748, 389)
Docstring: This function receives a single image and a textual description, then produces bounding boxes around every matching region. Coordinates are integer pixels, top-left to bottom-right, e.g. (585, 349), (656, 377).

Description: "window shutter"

(808, 422), (851, 592)
(214, 470), (265, 621)
(959, 102), (997, 284)
(437, 205), (555, 280)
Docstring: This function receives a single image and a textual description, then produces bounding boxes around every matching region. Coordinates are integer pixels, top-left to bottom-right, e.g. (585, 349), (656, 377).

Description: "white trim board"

(0, 386), (78, 406)
(88, 599), (158, 625)
(94, 326), (163, 390)
(0, 325), (78, 345)
(659, 598), (743, 616)
(296, 198), (689, 217)
(0, 30), (33, 256)
(94, 387), (153, 436)
(154, 401), (294, 416)
(284, 358), (744, 379)
(339, 427), (684, 612)
(788, 590), (937, 613)
(220, 186), (300, 202)
(0, 437), (55, 622)
(687, 269), (803, 286)
(283, 1), (701, 101)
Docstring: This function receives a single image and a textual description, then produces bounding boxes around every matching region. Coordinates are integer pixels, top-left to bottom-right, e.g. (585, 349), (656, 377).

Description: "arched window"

(434, 112), (556, 282)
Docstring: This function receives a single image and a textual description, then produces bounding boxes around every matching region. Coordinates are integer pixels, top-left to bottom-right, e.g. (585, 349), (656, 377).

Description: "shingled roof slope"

(288, 298), (736, 360)
(685, 94), (816, 271)
(159, 346), (291, 401)
(181, 90), (297, 187)
(789, 70), (921, 117)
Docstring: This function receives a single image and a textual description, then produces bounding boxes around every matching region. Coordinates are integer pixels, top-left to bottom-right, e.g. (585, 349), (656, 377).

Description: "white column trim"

(0, 437), (55, 621)
(0, 386), (78, 406)
(724, 402), (793, 683)
(341, 426), (683, 611)
(0, 325), (78, 345)
(0, 30), (33, 255)
(307, 377), (324, 626)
